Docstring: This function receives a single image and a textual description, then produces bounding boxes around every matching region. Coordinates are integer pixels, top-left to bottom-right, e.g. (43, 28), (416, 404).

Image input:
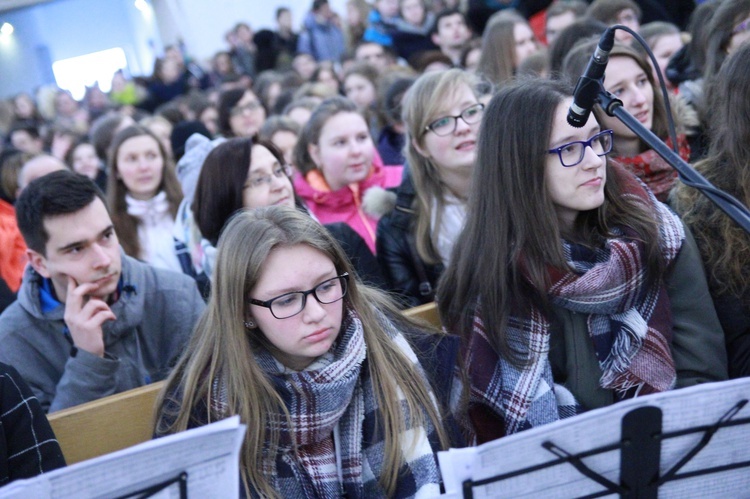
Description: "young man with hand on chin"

(0, 170), (205, 413)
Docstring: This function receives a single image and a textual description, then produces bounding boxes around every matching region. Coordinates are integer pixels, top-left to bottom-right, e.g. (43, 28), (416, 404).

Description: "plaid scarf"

(615, 133), (689, 202)
(468, 171), (684, 439)
(215, 310), (442, 498)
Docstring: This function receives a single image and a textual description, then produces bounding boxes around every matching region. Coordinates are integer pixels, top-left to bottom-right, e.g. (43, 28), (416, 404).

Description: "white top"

(126, 191), (182, 273)
(430, 194), (467, 267)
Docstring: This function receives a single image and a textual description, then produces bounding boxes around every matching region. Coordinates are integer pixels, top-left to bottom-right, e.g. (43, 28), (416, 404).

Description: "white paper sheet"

(438, 378), (750, 498)
(0, 416), (246, 499)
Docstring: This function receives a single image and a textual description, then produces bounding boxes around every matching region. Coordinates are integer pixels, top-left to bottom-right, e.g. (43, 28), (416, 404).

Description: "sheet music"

(0, 416), (246, 499)
(438, 378), (750, 498)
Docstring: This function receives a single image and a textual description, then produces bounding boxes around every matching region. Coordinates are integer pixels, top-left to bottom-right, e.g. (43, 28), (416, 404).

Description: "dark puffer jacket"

(376, 172), (443, 309)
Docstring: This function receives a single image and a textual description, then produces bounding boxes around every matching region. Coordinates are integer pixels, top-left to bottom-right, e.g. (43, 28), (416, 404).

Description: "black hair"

(16, 170), (108, 256)
(276, 6), (290, 19)
(312, 0), (329, 12)
(10, 123), (41, 140)
(430, 8), (465, 37)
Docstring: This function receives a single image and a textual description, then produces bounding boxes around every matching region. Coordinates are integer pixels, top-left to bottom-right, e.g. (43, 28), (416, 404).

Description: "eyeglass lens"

(270, 276), (347, 319)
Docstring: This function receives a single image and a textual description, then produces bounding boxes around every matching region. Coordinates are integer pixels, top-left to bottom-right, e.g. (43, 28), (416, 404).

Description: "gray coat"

(0, 254), (205, 413)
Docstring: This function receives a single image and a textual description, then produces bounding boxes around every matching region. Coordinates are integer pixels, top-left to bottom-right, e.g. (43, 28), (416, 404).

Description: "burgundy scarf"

(615, 133), (689, 202)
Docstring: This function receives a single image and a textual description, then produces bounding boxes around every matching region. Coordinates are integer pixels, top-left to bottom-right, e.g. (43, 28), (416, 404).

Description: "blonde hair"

(402, 68), (479, 264)
(155, 206), (448, 497)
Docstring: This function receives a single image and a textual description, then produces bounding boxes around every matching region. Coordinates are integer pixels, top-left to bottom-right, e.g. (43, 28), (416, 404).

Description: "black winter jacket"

(376, 173), (443, 309)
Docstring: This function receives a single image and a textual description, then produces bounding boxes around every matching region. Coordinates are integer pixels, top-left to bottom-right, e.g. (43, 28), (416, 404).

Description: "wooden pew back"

(403, 301), (441, 329)
(48, 381), (164, 465)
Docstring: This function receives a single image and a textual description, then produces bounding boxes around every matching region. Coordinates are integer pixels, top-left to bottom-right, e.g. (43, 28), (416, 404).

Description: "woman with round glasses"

(217, 87), (267, 138)
(192, 137), (385, 288)
(438, 78), (726, 443)
(562, 41), (693, 202)
(155, 206), (462, 497)
(377, 69), (482, 307)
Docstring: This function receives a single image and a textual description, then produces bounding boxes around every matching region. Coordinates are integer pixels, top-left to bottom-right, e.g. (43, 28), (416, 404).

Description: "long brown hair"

(107, 125), (182, 259)
(438, 78), (664, 361)
(476, 10), (528, 86)
(561, 40), (669, 155)
(672, 42), (750, 299)
(155, 206), (449, 497)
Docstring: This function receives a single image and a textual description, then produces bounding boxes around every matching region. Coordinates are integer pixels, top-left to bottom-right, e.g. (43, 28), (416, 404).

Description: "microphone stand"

(597, 88), (750, 235)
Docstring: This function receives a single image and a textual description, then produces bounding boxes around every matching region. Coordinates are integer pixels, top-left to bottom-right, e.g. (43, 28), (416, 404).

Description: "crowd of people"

(0, 0), (748, 495)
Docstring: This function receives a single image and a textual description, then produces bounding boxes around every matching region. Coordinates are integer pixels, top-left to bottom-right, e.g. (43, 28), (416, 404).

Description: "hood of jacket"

(17, 252), (150, 342)
(175, 133), (226, 204)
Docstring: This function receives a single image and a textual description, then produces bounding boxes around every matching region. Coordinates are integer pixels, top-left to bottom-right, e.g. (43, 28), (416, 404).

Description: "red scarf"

(615, 134), (689, 202)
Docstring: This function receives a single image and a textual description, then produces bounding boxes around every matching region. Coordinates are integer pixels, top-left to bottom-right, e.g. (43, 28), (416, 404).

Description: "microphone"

(567, 27), (616, 128)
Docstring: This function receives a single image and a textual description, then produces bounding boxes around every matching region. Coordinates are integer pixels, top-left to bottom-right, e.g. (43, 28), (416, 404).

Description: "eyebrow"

(551, 124), (602, 148)
(248, 161), (281, 176)
(57, 225), (114, 253)
(259, 269), (337, 297)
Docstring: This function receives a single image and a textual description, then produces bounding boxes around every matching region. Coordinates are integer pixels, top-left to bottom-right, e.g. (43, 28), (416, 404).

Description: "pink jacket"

(294, 164), (403, 253)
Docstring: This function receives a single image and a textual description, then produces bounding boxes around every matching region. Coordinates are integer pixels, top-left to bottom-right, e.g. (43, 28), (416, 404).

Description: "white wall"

(0, 0), (160, 98)
(0, 0), (353, 99)
(151, 0), (350, 64)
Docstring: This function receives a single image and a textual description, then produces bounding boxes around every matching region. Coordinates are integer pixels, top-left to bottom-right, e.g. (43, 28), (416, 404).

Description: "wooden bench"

(403, 301), (441, 329)
(47, 381), (165, 465)
(46, 304), (441, 466)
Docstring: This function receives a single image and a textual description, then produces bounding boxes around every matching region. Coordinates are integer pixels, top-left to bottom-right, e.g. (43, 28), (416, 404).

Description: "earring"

(244, 319), (256, 329)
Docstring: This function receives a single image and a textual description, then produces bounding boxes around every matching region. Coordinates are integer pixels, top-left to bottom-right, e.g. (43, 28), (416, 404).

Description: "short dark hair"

(192, 137), (287, 246)
(312, 0), (328, 12)
(276, 6), (290, 19)
(15, 170), (108, 256)
(217, 88), (259, 137)
(546, 0), (587, 20)
(10, 123), (41, 140)
(586, 0), (641, 25)
(430, 8), (465, 37)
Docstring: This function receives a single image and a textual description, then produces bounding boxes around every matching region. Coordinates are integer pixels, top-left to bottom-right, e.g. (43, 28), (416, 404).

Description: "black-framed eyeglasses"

(548, 129), (614, 167)
(231, 100), (263, 116)
(424, 103), (485, 136)
(249, 273), (349, 319)
(243, 164), (293, 190)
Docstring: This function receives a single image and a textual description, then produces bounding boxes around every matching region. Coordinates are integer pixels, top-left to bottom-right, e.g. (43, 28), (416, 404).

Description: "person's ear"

(412, 137), (430, 159)
(308, 143), (322, 169)
(244, 317), (257, 329)
(27, 249), (51, 278)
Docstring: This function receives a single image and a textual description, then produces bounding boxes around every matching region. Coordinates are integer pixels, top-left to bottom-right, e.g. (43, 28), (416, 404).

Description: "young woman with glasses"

(438, 78), (727, 443)
(192, 137), (386, 288)
(377, 69), (482, 307)
(155, 206), (463, 498)
(217, 87), (267, 138)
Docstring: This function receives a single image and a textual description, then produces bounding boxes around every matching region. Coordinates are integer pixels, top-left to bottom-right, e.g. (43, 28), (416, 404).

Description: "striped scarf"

(468, 172), (684, 439)
(215, 310), (442, 498)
